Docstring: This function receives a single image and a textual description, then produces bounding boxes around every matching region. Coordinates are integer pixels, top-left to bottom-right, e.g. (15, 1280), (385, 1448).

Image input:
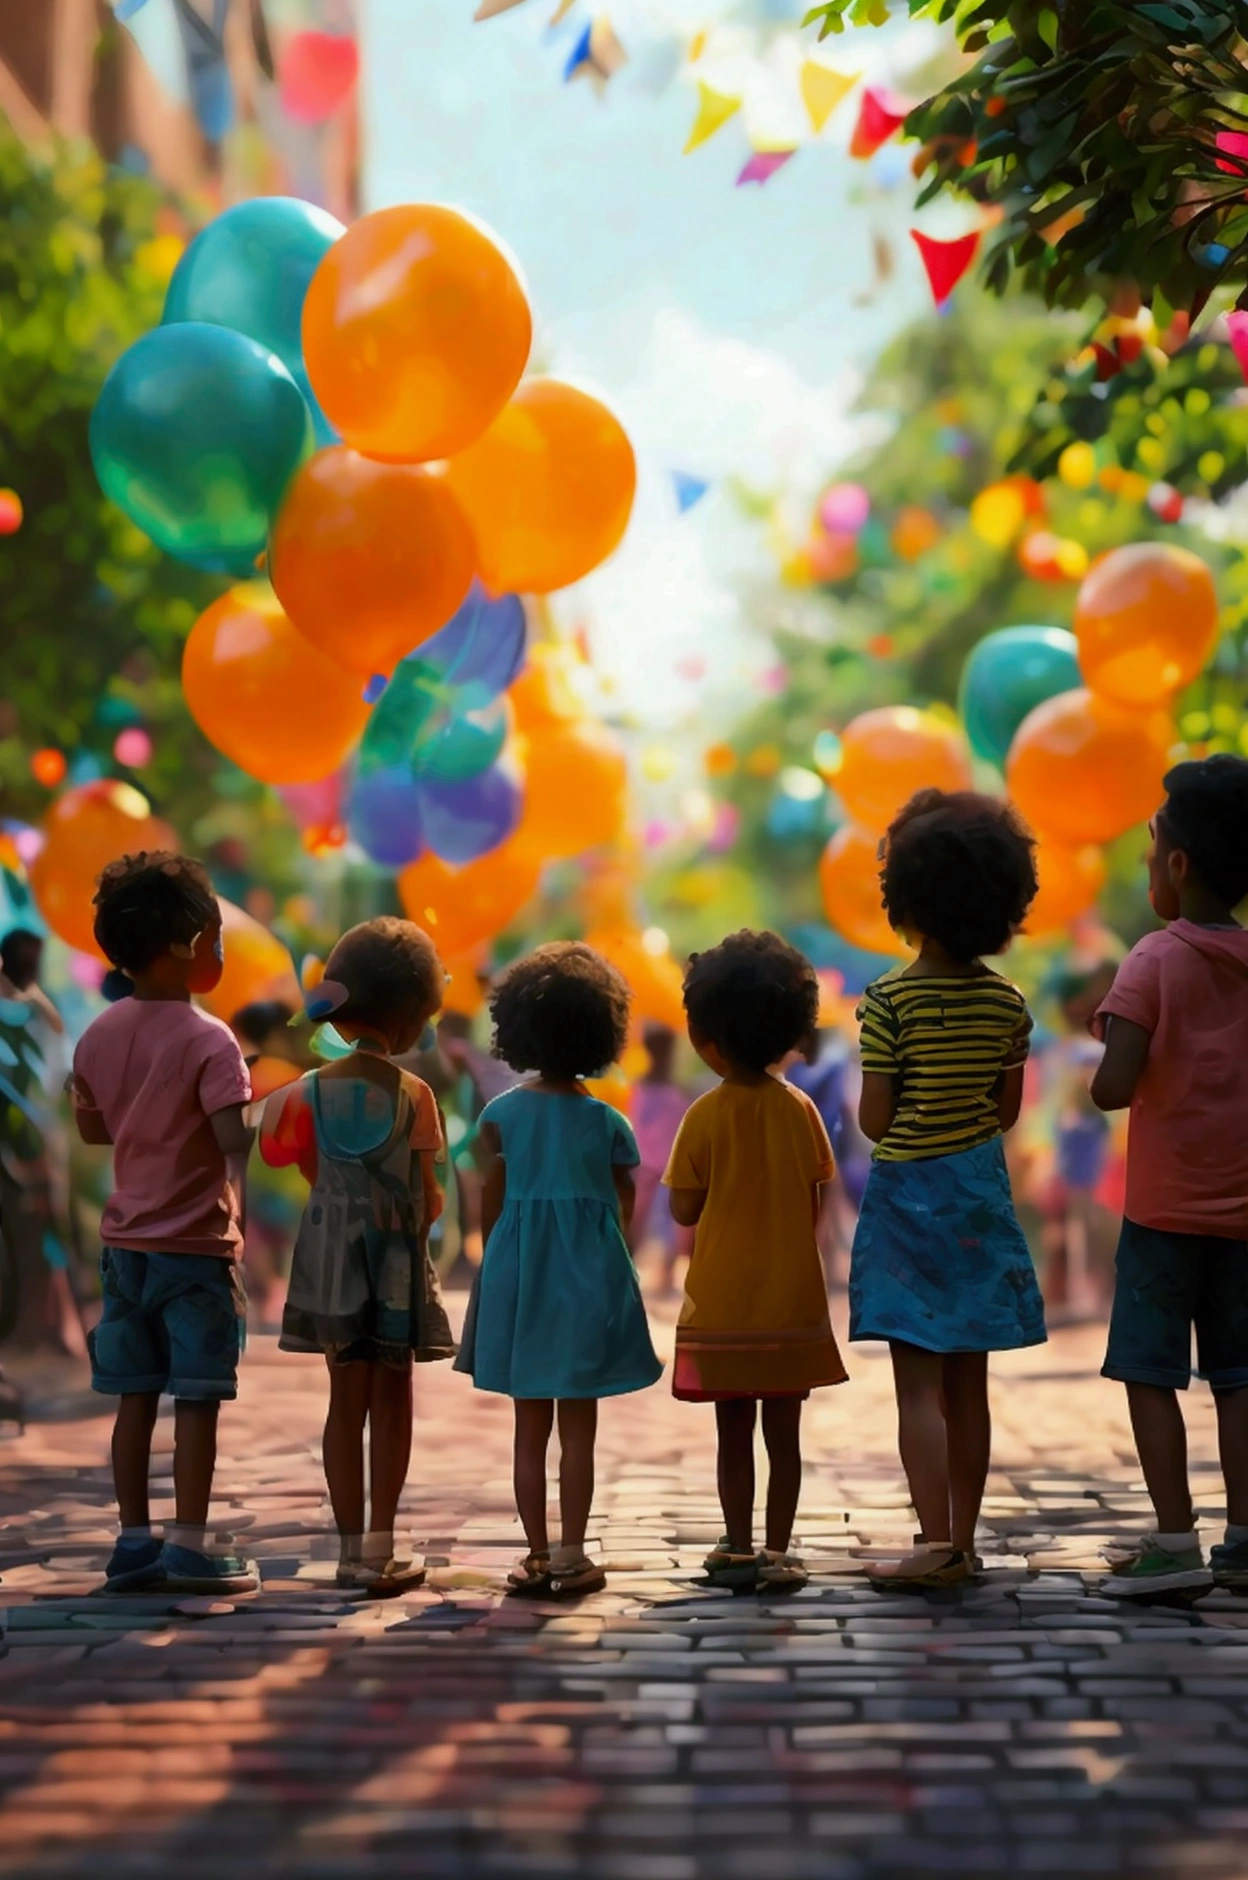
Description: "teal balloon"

(959, 626), (1083, 770)
(358, 656), (508, 786)
(90, 322), (314, 576)
(162, 197), (344, 444)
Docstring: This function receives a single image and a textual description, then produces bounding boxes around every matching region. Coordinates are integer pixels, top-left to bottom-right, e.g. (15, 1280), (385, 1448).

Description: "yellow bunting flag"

(683, 80), (741, 154)
(799, 60), (857, 134)
(688, 28), (707, 60)
(474, 0), (529, 19)
(549, 0), (575, 15)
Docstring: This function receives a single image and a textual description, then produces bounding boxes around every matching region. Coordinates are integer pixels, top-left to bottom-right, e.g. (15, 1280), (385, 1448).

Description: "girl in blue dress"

(455, 942), (662, 1597)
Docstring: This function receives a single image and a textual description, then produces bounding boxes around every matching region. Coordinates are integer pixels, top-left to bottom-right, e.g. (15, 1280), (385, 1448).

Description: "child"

(664, 930), (844, 1592)
(260, 918), (455, 1594)
(1091, 755), (1248, 1599)
(849, 791), (1045, 1588)
(71, 853), (257, 1595)
(455, 942), (662, 1597)
(628, 1022), (693, 1290)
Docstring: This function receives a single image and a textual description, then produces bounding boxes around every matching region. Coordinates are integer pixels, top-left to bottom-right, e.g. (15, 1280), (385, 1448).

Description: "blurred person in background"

(628, 1023), (693, 1294)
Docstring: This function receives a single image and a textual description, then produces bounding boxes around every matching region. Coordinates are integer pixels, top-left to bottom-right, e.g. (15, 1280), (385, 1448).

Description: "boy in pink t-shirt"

(72, 854), (255, 1596)
(1090, 756), (1248, 1600)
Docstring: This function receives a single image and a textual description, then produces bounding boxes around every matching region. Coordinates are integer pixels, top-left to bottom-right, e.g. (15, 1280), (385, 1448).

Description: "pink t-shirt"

(632, 1081), (691, 1172)
(73, 999), (251, 1257)
(1094, 920), (1248, 1238)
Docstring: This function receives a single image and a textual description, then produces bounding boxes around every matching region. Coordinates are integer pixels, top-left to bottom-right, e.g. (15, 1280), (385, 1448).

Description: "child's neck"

(530, 1076), (587, 1095)
(1176, 884), (1240, 927)
(907, 939), (983, 978)
(720, 1065), (769, 1087)
(127, 967), (192, 1002)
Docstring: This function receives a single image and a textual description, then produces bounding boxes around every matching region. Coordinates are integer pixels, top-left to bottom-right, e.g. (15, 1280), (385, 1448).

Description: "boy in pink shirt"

(1091, 755), (1248, 1599)
(72, 854), (256, 1595)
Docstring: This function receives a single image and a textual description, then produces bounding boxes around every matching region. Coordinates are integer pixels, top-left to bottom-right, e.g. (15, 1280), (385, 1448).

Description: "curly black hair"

(881, 790), (1038, 964)
(682, 929), (818, 1075)
(490, 941), (630, 1080)
(92, 851), (218, 974)
(325, 918), (444, 1036)
(1157, 754), (1248, 910)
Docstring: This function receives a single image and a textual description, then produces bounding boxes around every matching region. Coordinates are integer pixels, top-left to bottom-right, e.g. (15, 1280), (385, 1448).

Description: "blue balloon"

(422, 766), (521, 865)
(958, 625), (1083, 771)
(421, 583), (528, 702)
(348, 766), (425, 868)
(90, 323), (313, 576)
(162, 197), (344, 445)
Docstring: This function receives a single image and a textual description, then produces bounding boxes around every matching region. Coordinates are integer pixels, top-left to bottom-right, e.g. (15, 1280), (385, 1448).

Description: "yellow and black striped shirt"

(857, 969), (1032, 1163)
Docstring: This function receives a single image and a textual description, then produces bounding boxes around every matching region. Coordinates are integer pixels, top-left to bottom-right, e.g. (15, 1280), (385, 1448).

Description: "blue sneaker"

(1210, 1538), (1248, 1593)
(158, 1542), (259, 1595)
(102, 1537), (165, 1593)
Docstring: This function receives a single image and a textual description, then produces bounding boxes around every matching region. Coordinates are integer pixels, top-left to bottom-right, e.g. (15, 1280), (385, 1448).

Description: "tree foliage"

(804, 0), (1248, 316)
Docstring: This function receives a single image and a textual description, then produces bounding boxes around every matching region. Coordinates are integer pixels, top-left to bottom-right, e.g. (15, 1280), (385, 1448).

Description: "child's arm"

(995, 1064), (1026, 1131)
(478, 1121), (505, 1247)
(211, 1103), (254, 1239)
(69, 1074), (112, 1146)
(858, 1072), (897, 1144)
(1090, 1016), (1151, 1111)
(613, 1165), (636, 1230)
(668, 1186), (706, 1227)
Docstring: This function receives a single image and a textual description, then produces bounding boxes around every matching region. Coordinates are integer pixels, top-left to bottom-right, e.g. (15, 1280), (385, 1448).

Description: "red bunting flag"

(1227, 310), (1248, 382)
(909, 228), (980, 304)
(850, 85), (908, 159)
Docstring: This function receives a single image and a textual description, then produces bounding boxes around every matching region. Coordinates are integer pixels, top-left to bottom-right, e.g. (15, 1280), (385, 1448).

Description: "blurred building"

(0, 0), (358, 219)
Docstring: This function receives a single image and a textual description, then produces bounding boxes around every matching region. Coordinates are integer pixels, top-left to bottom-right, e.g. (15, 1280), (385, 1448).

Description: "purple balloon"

(348, 765), (425, 867)
(421, 764), (521, 864)
(420, 582), (527, 701)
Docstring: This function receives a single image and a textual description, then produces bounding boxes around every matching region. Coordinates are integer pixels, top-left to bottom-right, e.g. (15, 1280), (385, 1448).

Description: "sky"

(364, 0), (944, 726)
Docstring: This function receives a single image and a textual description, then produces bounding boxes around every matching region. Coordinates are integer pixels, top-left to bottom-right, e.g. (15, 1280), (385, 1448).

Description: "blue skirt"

(849, 1136), (1046, 1354)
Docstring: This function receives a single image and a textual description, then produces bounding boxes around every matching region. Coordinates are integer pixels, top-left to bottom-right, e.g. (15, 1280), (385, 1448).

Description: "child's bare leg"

(555, 1399), (598, 1553)
(890, 1342), (952, 1547)
(323, 1360), (371, 1538)
(1215, 1386), (1248, 1527)
(761, 1396), (803, 1553)
(513, 1399), (555, 1555)
(113, 1392), (159, 1528)
(172, 1400), (220, 1528)
(1126, 1382), (1193, 1533)
(943, 1353), (990, 1555)
(367, 1361), (414, 1542)
(715, 1398), (757, 1554)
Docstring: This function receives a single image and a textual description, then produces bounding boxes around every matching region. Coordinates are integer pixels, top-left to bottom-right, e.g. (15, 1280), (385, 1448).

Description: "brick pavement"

(0, 1302), (1246, 1880)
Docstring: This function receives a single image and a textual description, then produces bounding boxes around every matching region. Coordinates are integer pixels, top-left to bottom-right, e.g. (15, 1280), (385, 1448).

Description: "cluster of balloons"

(89, 193), (638, 876)
(816, 541), (1217, 953)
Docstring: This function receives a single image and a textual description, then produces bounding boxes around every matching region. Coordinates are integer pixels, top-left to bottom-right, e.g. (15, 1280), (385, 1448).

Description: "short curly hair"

(682, 929), (818, 1074)
(881, 790), (1037, 963)
(1157, 754), (1248, 910)
(325, 918), (444, 1037)
(92, 851), (218, 974)
(490, 941), (630, 1080)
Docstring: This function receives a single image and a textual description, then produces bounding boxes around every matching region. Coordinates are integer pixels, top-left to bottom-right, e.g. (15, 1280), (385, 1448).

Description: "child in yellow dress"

(664, 930), (845, 1591)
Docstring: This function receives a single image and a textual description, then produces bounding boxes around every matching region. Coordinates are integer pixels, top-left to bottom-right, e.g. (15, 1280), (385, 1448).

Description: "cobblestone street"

(2, 1305), (1247, 1880)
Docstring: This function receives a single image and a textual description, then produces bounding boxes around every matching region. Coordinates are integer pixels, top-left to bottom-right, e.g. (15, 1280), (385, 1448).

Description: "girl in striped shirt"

(849, 790), (1047, 1587)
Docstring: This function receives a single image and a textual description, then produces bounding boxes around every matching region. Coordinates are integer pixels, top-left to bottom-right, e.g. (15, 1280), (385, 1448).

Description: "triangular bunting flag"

(1227, 310), (1248, 381)
(800, 60), (856, 134)
(564, 20), (593, 78)
(474, 0), (529, 17)
(684, 80), (741, 154)
(737, 147), (796, 187)
(549, 0), (575, 17)
(909, 228), (980, 303)
(588, 15), (626, 79)
(672, 471), (710, 513)
(850, 84), (908, 159)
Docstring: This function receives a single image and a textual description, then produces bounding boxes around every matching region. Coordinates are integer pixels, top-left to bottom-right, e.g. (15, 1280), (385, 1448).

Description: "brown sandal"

(506, 1551), (553, 1597)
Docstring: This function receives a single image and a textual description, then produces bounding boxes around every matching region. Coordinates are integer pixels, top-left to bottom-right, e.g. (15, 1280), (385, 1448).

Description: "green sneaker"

(1209, 1537), (1248, 1593)
(1102, 1536), (1211, 1600)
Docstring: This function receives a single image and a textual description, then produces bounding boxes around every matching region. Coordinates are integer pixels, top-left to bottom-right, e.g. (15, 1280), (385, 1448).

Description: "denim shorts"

(1103, 1218), (1248, 1393)
(89, 1248), (247, 1401)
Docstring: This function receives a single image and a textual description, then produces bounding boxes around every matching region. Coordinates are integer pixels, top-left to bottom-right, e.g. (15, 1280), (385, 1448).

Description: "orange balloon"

(440, 953), (487, 1020)
(509, 643), (589, 733)
(30, 782), (176, 957)
(586, 927), (686, 1032)
(183, 582), (370, 785)
(301, 204), (531, 463)
(198, 899), (299, 1023)
(269, 448), (475, 677)
(446, 379), (636, 595)
(1075, 543), (1218, 706)
(1007, 688), (1173, 846)
(835, 707), (973, 835)
(1023, 832), (1107, 937)
(398, 840), (540, 958)
(819, 824), (907, 958)
(513, 718), (629, 862)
